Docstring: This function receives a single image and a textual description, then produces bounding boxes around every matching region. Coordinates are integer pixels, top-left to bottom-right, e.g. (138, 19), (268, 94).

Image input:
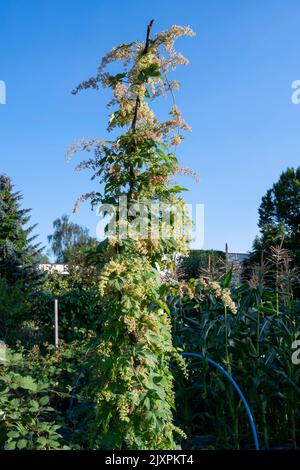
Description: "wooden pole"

(54, 299), (59, 348)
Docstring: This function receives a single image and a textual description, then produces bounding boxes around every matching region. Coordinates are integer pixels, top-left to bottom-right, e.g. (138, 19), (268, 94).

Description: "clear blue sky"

(1, 0), (300, 256)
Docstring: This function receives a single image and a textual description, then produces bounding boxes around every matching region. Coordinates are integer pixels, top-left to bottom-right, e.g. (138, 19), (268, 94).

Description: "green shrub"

(30, 287), (102, 343)
(0, 337), (96, 450)
(177, 250), (226, 280)
(0, 277), (29, 341)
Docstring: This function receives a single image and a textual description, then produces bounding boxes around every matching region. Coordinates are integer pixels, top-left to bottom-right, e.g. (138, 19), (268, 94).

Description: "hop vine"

(70, 20), (195, 450)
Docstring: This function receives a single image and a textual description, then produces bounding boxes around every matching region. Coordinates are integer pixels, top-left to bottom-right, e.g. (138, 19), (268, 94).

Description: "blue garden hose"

(181, 352), (260, 451)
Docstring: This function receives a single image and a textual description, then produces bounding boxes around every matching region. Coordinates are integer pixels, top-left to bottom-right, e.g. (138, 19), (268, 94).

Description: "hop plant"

(70, 20), (195, 450)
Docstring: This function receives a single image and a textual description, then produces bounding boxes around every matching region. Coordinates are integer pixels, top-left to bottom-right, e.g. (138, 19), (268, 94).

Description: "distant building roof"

(228, 253), (248, 263)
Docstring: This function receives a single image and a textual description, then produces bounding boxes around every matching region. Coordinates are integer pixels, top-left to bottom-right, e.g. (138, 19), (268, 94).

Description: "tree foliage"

(258, 167), (300, 233)
(0, 175), (43, 287)
(48, 214), (96, 263)
(0, 277), (28, 341)
(249, 167), (300, 268)
(177, 249), (226, 280)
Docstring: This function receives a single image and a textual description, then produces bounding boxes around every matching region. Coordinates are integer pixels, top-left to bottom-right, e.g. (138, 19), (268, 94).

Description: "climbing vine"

(70, 21), (195, 449)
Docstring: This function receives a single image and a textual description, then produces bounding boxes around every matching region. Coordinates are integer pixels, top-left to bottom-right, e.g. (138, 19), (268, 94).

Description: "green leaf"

(222, 267), (233, 289)
(18, 376), (37, 392)
(138, 63), (162, 82)
(169, 186), (188, 193)
(17, 439), (28, 450)
(39, 396), (50, 406)
(5, 441), (17, 450)
(7, 431), (19, 438)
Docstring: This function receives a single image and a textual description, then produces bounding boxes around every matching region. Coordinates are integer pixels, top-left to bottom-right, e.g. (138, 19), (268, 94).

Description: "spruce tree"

(0, 175), (43, 287)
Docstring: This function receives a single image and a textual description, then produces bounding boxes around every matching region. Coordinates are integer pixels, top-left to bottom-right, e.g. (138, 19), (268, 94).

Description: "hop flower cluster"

(171, 135), (183, 146)
(175, 165), (200, 182)
(99, 259), (125, 296)
(200, 278), (237, 314)
(113, 81), (127, 102)
(66, 138), (105, 161)
(172, 425), (188, 440)
(155, 25), (196, 53)
(179, 281), (195, 299)
(117, 395), (130, 422)
(124, 315), (136, 334)
(173, 351), (189, 379)
(98, 44), (134, 73)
